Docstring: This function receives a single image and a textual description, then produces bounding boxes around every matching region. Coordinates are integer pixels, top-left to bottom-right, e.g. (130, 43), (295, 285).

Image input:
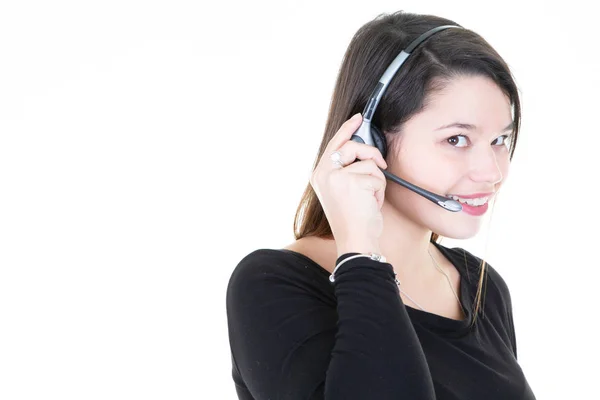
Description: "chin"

(432, 223), (482, 240)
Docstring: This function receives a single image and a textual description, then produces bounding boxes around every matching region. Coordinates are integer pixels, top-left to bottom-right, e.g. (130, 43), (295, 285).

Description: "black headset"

(350, 25), (464, 212)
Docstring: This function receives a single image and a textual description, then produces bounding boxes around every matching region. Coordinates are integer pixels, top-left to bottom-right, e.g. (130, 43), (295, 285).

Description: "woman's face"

(384, 75), (513, 239)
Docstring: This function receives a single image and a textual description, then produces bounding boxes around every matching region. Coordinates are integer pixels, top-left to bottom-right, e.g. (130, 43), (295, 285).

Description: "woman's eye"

(447, 135), (469, 147)
(493, 134), (512, 147)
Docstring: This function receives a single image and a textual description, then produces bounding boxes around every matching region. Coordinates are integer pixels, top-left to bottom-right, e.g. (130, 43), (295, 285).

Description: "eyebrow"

(435, 121), (514, 133)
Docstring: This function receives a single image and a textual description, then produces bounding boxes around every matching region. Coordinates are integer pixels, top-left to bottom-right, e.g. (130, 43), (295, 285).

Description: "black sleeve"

(226, 251), (436, 399)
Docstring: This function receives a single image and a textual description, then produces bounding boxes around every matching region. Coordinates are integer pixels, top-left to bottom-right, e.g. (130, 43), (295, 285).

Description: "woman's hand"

(310, 113), (388, 257)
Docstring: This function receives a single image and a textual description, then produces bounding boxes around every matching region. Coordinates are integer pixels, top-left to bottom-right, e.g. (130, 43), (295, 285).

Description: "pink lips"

(448, 193), (493, 216)
(458, 201), (489, 216)
(446, 193), (495, 216)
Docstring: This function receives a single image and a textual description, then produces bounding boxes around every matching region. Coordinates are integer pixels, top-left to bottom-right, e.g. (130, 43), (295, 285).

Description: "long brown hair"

(292, 11), (521, 328)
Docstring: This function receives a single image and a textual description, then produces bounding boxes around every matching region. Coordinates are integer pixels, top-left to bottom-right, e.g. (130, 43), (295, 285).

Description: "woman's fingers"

(332, 140), (387, 170)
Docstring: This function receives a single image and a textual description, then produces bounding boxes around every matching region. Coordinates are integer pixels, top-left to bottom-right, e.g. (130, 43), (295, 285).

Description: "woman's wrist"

(336, 238), (381, 259)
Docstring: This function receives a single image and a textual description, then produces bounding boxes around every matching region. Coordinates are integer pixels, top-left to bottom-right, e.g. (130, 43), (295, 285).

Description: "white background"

(1, 0), (598, 399)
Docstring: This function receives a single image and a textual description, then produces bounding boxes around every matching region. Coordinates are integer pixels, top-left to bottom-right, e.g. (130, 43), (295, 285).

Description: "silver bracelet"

(329, 252), (387, 282)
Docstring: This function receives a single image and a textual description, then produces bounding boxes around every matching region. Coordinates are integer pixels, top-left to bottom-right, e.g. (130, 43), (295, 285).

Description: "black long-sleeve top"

(226, 241), (536, 399)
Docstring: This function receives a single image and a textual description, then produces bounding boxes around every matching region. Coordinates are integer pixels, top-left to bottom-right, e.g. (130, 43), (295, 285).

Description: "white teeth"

(449, 195), (489, 206)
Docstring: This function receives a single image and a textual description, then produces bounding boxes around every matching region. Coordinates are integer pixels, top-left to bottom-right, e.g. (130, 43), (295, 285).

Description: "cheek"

(396, 145), (449, 182)
(390, 156), (456, 207)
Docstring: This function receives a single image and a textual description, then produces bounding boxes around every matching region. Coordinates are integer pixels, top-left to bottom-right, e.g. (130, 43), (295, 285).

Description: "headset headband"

(361, 25), (463, 122)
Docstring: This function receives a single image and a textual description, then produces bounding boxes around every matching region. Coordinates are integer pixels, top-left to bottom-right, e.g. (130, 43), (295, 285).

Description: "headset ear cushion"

(370, 125), (388, 160)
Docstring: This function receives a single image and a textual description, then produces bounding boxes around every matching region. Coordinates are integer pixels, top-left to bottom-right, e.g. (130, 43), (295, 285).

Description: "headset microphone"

(350, 25), (463, 212)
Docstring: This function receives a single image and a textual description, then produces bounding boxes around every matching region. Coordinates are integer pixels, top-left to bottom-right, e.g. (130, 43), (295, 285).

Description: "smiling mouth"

(446, 194), (491, 207)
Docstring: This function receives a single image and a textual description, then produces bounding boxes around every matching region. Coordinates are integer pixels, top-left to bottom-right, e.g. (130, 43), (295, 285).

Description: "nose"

(468, 146), (503, 185)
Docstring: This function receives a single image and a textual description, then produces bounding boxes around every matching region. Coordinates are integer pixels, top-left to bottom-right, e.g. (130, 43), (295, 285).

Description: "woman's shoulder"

(227, 244), (332, 294)
(226, 247), (337, 322)
(229, 248), (297, 280)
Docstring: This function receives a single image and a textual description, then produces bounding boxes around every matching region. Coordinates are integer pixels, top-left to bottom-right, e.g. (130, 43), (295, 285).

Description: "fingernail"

(352, 112), (362, 120)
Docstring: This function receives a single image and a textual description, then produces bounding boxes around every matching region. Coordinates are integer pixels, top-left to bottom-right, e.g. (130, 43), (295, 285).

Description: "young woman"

(226, 10), (536, 399)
